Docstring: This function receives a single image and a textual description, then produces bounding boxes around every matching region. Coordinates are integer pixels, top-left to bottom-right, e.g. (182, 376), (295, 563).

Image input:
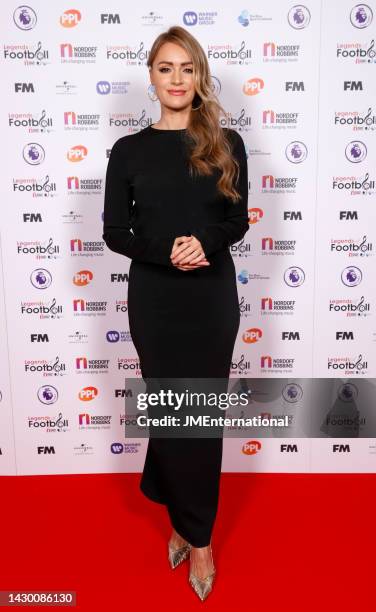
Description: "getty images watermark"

(135, 388), (289, 429)
(121, 377), (376, 438)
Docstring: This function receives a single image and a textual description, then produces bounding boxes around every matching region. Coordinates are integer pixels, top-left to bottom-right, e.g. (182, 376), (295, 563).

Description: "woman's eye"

(159, 67), (193, 73)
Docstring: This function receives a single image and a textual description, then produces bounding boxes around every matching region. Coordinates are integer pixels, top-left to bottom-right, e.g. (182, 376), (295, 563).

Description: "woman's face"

(149, 42), (196, 112)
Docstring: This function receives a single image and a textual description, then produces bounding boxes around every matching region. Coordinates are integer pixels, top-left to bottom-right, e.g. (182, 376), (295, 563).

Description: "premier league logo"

(285, 142), (308, 163)
(284, 267), (305, 287)
(341, 266), (362, 287)
(23, 143), (45, 165)
(30, 268), (52, 289)
(345, 141), (367, 163)
(350, 4), (373, 28)
(288, 5), (311, 29)
(13, 6), (37, 30)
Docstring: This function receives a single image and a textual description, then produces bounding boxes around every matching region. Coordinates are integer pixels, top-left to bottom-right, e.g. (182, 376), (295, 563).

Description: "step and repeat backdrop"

(0, 1), (375, 475)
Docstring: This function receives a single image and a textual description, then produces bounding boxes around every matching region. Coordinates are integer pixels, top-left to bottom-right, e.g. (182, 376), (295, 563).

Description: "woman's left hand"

(170, 235), (209, 269)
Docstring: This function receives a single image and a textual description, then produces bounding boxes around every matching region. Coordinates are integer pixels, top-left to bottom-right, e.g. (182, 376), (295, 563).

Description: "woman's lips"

(168, 90), (186, 96)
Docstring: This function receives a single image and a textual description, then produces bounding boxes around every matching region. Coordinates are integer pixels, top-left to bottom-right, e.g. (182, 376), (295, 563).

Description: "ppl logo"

(284, 267), (305, 287)
(243, 78), (264, 96)
(60, 9), (81, 27)
(350, 4), (373, 28)
(249, 208), (263, 224)
(183, 11), (197, 26)
(78, 387), (98, 401)
(13, 6), (37, 30)
(287, 5), (311, 29)
(242, 440), (261, 455)
(67, 145), (87, 161)
(341, 266), (362, 287)
(242, 328), (262, 343)
(73, 270), (93, 286)
(23, 143), (45, 165)
(37, 385), (58, 405)
(30, 268), (52, 289)
(345, 141), (367, 163)
(286, 141), (307, 163)
(96, 81), (111, 94)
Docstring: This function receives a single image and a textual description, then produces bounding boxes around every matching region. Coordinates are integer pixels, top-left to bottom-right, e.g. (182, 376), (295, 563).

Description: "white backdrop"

(1, 1), (375, 475)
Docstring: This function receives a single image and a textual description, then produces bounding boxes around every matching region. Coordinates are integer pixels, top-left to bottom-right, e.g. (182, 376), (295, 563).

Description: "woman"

(102, 25), (249, 601)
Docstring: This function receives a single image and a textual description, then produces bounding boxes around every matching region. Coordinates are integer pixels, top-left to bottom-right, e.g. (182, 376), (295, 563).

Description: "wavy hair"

(147, 25), (241, 203)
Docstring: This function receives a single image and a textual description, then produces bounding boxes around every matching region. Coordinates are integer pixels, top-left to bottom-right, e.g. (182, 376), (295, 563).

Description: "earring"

(148, 84), (158, 102)
(191, 98), (203, 111)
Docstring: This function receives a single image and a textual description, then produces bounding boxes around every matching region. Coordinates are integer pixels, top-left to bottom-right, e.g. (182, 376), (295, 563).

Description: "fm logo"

(115, 389), (133, 398)
(285, 82), (304, 91)
(281, 444), (298, 452)
(110, 273), (129, 282)
(284, 211), (302, 220)
(336, 331), (354, 340)
(31, 333), (49, 342)
(339, 211), (358, 220)
(23, 213), (42, 222)
(344, 81), (363, 91)
(333, 444), (350, 452)
(37, 446), (55, 454)
(282, 332), (300, 340)
(15, 82), (34, 92)
(101, 13), (120, 23)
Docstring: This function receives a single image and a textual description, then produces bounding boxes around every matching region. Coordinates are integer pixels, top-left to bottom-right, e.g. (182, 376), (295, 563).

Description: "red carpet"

(0, 473), (373, 610)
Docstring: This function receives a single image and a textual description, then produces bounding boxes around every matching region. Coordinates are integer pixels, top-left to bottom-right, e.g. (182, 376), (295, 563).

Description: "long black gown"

(102, 124), (249, 547)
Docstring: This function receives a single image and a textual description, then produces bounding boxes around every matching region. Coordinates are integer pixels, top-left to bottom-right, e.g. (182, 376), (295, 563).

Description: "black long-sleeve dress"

(102, 124), (249, 547)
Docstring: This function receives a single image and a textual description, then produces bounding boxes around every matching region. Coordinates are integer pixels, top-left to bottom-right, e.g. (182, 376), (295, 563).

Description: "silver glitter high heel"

(168, 540), (192, 569)
(188, 543), (216, 601)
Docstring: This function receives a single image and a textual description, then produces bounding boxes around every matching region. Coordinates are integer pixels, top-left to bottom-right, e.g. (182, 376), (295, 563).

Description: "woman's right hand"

(170, 236), (210, 272)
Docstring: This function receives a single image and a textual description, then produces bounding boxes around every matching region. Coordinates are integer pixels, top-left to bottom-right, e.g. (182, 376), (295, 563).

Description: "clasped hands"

(170, 235), (210, 272)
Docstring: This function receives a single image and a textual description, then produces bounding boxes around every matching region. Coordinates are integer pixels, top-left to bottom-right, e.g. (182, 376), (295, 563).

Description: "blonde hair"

(147, 25), (241, 203)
